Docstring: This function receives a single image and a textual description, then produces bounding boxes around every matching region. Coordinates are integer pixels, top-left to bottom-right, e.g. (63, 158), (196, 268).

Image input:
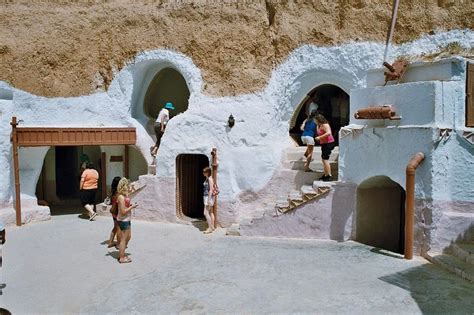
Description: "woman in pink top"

(79, 162), (99, 221)
(116, 178), (138, 264)
(315, 114), (335, 182)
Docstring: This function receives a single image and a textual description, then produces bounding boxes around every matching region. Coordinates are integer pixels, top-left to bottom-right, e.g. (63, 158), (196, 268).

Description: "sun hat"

(164, 102), (175, 110)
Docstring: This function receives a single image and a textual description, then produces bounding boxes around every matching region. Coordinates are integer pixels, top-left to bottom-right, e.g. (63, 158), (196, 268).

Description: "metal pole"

(383, 0), (400, 62)
(10, 117), (21, 226)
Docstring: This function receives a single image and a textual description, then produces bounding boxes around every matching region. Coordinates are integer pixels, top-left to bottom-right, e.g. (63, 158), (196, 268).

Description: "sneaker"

(319, 175), (328, 180)
(322, 175), (333, 182)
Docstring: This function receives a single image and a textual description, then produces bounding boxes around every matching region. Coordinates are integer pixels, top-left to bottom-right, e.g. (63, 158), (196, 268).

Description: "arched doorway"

(143, 67), (190, 133)
(355, 176), (406, 254)
(289, 84), (349, 146)
(176, 154), (210, 219)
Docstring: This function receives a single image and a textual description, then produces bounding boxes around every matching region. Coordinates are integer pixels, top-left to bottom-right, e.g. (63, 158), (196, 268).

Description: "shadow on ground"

(379, 263), (474, 314)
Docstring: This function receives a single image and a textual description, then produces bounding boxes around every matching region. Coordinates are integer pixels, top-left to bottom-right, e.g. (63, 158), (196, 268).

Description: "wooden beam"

(16, 127), (136, 147)
(10, 117), (21, 226)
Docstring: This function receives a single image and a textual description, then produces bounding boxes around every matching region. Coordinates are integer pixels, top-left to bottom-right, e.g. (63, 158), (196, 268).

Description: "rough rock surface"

(0, 0), (472, 97)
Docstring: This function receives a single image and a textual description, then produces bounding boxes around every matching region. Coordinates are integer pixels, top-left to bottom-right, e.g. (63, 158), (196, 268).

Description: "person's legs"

(322, 159), (331, 176)
(118, 225), (131, 262)
(108, 220), (118, 247)
(151, 124), (163, 156)
(203, 204), (214, 233)
(320, 143), (334, 180)
(84, 204), (94, 216)
(304, 144), (314, 171)
(126, 226), (131, 247)
(212, 205), (218, 229)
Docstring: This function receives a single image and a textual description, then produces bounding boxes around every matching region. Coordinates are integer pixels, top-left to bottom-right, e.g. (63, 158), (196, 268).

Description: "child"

(202, 167), (216, 234)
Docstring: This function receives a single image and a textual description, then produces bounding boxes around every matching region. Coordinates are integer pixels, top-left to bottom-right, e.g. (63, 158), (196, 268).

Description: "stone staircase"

(424, 242), (474, 282)
(227, 146), (339, 236)
(282, 146), (339, 182)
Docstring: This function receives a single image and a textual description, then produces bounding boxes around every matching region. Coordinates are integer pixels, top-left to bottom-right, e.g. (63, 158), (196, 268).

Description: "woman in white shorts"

(300, 110), (318, 172)
(202, 167), (215, 234)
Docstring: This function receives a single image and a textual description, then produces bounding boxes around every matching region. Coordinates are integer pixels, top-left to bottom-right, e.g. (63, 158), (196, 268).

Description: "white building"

(0, 30), (472, 258)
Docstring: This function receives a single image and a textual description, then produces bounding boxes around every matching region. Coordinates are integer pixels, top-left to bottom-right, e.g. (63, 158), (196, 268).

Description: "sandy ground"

(0, 214), (473, 314)
(0, 0), (472, 97)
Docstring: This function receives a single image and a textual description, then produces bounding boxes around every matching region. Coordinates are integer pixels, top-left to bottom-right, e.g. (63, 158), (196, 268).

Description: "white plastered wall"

(340, 55), (474, 253)
(0, 30), (473, 226)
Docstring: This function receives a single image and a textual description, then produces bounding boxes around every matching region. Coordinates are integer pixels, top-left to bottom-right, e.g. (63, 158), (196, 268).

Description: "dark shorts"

(80, 189), (97, 207)
(118, 221), (131, 231)
(154, 123), (164, 147)
(321, 143), (335, 160)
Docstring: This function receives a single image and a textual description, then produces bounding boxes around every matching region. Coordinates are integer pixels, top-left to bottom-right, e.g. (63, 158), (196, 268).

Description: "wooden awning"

(16, 127), (136, 147)
(10, 117), (137, 226)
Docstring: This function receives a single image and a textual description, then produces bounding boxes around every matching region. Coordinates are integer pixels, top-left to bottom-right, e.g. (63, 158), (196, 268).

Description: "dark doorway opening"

(289, 84), (349, 146)
(355, 176), (406, 254)
(143, 68), (190, 138)
(36, 146), (102, 215)
(55, 146), (79, 198)
(176, 154), (209, 219)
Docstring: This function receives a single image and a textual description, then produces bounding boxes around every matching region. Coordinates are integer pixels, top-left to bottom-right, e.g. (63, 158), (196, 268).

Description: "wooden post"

(124, 145), (129, 179)
(101, 152), (107, 199)
(211, 148), (219, 229)
(10, 117), (21, 226)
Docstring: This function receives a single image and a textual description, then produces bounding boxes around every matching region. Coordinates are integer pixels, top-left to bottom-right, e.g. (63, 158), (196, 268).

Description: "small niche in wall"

(110, 155), (123, 162)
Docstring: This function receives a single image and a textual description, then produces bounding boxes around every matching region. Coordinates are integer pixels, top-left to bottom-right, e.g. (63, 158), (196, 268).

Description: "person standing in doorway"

(300, 110), (318, 172)
(202, 167), (215, 234)
(150, 102), (175, 157)
(315, 114), (336, 181)
(117, 178), (138, 263)
(107, 176), (122, 248)
(79, 161), (99, 221)
(307, 94), (319, 116)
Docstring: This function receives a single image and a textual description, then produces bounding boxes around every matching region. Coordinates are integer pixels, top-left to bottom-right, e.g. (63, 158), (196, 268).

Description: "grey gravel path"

(1, 215), (473, 314)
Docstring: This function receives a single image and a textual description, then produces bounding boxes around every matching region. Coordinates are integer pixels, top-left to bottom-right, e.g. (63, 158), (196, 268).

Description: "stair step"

(301, 185), (317, 195)
(448, 242), (474, 265)
(289, 190), (303, 201)
(283, 160), (338, 171)
(427, 253), (474, 282)
(276, 197), (289, 208)
(285, 146), (339, 160)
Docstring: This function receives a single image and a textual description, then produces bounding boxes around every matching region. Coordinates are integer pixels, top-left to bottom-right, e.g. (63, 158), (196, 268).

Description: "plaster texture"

(340, 57), (474, 254)
(1, 215), (474, 314)
(240, 182), (356, 241)
(0, 30), (473, 231)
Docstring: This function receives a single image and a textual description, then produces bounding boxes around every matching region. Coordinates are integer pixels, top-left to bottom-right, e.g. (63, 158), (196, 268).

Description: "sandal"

(203, 229), (214, 234)
(89, 212), (97, 221)
(118, 257), (132, 264)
